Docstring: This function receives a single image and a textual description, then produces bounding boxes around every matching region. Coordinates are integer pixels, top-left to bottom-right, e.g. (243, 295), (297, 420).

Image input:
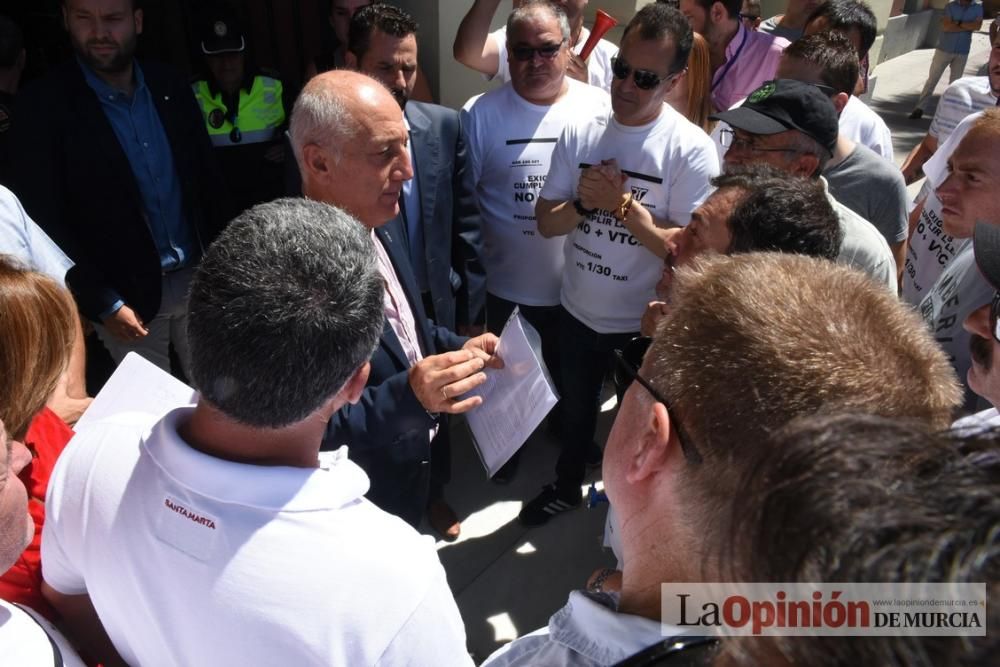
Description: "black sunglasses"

(510, 40), (565, 62)
(990, 291), (1000, 343)
(611, 54), (673, 90)
(613, 337), (703, 465)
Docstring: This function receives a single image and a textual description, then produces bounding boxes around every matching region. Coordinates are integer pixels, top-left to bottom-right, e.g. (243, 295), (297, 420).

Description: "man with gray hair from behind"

(40, 198), (474, 666)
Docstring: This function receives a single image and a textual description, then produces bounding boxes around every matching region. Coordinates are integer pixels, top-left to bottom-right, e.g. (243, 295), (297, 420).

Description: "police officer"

(192, 11), (289, 213)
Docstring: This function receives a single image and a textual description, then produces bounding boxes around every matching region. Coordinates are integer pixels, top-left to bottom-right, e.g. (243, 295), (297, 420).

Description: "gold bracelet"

(614, 192), (634, 221)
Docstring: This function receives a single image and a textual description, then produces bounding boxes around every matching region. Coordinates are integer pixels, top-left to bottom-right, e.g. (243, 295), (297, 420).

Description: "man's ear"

(345, 50), (358, 70)
(341, 362), (371, 405)
(134, 8), (143, 36)
(793, 152), (821, 179)
(710, 1), (730, 24)
(625, 402), (676, 484)
(301, 142), (333, 181)
(832, 91), (849, 116)
(662, 68), (686, 98)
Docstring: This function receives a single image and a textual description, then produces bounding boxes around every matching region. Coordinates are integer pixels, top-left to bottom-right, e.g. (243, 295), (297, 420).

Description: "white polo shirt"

(43, 408), (473, 667)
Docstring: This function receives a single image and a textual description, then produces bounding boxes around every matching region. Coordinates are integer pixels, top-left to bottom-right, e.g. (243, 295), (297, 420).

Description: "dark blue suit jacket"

(398, 101), (485, 330)
(323, 224), (467, 526)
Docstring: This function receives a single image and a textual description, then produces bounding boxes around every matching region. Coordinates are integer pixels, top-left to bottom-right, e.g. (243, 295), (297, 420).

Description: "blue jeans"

(555, 306), (637, 491)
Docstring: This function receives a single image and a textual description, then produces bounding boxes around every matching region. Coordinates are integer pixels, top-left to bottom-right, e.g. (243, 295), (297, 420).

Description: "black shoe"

(585, 443), (603, 468)
(491, 454), (521, 485)
(908, 108), (923, 120)
(519, 484), (581, 526)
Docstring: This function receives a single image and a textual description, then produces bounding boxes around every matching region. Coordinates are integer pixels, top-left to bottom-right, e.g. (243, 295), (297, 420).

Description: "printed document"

(467, 309), (559, 476)
(75, 352), (196, 430)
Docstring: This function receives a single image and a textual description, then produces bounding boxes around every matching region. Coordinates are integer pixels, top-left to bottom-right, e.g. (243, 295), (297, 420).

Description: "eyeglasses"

(613, 336), (703, 464)
(719, 128), (803, 154)
(611, 54), (674, 90)
(989, 292), (1000, 342)
(739, 13), (760, 23)
(510, 40), (565, 62)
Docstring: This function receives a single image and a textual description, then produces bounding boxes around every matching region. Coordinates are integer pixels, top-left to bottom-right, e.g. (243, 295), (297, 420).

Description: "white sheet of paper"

(466, 309), (559, 477)
(75, 352), (197, 430)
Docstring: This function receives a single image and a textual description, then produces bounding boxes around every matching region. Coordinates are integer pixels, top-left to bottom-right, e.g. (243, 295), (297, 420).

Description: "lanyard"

(711, 26), (749, 94)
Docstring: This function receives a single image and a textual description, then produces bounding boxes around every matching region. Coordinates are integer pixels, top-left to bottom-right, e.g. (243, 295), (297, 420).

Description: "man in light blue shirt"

(910, 0), (984, 119)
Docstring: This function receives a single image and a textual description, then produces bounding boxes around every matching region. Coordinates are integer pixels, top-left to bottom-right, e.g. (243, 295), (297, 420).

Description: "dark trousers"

(555, 306), (636, 491)
(486, 293), (564, 472)
(428, 425), (450, 503)
(485, 292), (563, 399)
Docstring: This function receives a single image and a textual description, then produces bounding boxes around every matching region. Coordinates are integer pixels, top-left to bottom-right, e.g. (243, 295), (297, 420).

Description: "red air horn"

(579, 9), (618, 61)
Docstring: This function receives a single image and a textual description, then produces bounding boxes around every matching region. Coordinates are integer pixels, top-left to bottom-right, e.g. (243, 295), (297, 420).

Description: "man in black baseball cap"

(713, 78), (837, 177)
(709, 78), (896, 290)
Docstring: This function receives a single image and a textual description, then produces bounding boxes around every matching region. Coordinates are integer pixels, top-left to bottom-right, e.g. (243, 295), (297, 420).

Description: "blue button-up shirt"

(938, 1), (983, 55)
(80, 59), (194, 276)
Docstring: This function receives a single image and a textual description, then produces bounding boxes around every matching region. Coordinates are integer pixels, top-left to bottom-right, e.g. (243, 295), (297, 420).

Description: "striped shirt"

(928, 76), (998, 143)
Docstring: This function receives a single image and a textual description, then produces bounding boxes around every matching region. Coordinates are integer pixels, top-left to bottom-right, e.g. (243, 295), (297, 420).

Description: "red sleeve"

(0, 407), (73, 620)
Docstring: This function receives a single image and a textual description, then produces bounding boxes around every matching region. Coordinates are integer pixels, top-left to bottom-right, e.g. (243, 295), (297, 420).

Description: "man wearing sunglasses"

(461, 1), (610, 481)
(957, 222), (1000, 430)
(917, 109), (1000, 411)
(527, 3), (718, 526)
(483, 252), (959, 666)
(454, 0), (617, 90)
(712, 78), (896, 291)
(678, 0), (789, 111)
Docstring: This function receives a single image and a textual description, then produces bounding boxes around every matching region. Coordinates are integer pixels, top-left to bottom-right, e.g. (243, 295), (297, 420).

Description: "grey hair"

(787, 130), (832, 176)
(507, 0), (571, 43)
(289, 82), (357, 170)
(186, 198), (384, 428)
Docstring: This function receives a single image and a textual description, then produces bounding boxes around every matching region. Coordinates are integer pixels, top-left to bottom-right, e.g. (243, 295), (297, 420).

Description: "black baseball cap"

(711, 79), (839, 155)
(201, 15), (246, 55)
(974, 222), (1000, 291)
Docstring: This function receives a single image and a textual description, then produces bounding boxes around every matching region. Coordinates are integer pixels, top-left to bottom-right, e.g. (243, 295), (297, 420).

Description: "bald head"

(290, 70), (412, 226)
(291, 70), (393, 167)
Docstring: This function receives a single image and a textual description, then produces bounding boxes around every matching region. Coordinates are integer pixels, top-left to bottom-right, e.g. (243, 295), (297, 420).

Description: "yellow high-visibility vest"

(192, 75), (285, 147)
